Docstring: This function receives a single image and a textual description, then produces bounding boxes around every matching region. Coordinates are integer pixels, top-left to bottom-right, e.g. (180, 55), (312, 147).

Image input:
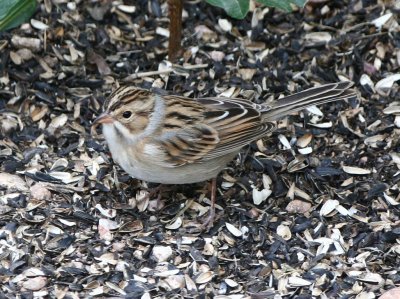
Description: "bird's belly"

(111, 147), (236, 184)
(119, 155), (235, 184)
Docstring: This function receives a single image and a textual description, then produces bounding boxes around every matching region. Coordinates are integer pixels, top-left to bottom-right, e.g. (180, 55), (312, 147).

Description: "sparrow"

(92, 81), (356, 227)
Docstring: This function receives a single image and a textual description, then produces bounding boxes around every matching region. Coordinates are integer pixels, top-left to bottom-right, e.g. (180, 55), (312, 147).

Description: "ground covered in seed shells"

(1, 0), (400, 298)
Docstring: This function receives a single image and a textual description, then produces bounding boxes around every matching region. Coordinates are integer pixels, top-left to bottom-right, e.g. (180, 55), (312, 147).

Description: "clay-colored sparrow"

(92, 82), (356, 226)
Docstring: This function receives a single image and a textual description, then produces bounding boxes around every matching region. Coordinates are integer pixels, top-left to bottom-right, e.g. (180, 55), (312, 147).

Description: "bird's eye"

(122, 111), (132, 119)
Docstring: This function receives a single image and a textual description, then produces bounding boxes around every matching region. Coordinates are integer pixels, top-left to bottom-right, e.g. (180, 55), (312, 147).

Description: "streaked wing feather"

(153, 123), (220, 166)
(147, 82), (356, 165)
(198, 97), (274, 160)
(203, 122), (275, 159)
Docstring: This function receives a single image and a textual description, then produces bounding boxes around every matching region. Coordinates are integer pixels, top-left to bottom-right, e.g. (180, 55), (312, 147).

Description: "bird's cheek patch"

(131, 115), (149, 133)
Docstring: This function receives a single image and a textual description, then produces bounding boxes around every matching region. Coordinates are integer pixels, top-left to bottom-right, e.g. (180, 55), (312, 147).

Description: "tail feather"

(262, 82), (357, 121)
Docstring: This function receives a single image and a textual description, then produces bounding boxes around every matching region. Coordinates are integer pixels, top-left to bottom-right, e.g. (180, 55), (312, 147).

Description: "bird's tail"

(261, 81), (357, 121)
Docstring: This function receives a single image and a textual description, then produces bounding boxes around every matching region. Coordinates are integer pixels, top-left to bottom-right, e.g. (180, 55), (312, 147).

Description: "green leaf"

(206, 0), (249, 19)
(0, 0), (37, 32)
(256, 0), (307, 12)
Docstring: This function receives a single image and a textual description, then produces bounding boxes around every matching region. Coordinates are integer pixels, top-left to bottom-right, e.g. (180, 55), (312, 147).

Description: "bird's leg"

(201, 177), (217, 229)
(152, 191), (161, 211)
(154, 184), (163, 210)
(144, 184), (168, 211)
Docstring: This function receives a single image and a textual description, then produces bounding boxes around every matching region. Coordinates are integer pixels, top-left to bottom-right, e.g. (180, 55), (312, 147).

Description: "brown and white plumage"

(92, 82), (356, 184)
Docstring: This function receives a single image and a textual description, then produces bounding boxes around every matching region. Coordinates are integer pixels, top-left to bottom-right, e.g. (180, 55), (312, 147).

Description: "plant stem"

(168, 0), (183, 62)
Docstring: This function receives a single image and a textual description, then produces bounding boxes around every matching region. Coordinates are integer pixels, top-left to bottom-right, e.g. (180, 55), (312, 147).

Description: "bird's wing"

(144, 96), (274, 166)
(197, 97), (276, 160)
(144, 82), (356, 166)
(144, 122), (221, 167)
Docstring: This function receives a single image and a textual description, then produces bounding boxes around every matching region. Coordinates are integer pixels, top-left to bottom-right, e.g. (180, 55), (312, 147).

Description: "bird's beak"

(91, 113), (114, 137)
(93, 113), (114, 125)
